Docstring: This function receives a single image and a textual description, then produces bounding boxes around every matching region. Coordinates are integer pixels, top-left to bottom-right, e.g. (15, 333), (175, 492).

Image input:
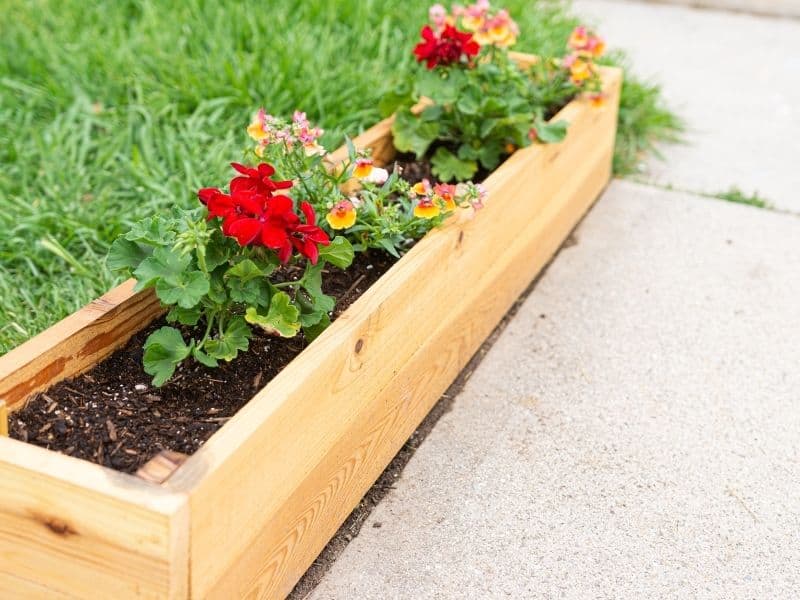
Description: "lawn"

(0, 0), (680, 354)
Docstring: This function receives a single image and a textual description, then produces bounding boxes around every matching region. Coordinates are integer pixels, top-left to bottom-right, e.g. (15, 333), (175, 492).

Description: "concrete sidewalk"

(310, 180), (800, 599)
(573, 0), (800, 212)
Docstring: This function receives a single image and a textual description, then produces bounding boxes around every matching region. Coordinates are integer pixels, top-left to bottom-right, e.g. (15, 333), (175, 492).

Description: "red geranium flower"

(198, 163), (330, 264)
(413, 24), (480, 69)
(229, 162), (293, 196)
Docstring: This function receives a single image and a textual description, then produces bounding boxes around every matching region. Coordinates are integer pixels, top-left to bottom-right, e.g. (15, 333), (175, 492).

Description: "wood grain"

(167, 62), (623, 598)
(0, 281), (162, 410)
(0, 400), (7, 437)
(0, 437), (189, 598)
(136, 450), (189, 485)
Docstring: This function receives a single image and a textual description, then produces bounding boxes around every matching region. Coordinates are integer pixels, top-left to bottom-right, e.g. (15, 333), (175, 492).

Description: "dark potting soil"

(9, 250), (397, 474)
(392, 149), (492, 184)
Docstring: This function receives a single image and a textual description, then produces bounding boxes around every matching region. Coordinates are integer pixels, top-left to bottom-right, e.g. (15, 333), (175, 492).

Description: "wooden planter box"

(0, 55), (621, 599)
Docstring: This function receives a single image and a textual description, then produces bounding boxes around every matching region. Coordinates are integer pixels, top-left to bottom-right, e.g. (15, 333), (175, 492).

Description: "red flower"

(198, 163), (330, 264)
(413, 24), (480, 69)
(286, 201), (330, 265)
(229, 162), (292, 196)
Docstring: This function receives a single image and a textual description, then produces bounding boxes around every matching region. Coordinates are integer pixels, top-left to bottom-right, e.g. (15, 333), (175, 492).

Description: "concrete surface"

(611, 0), (800, 18)
(573, 0), (800, 212)
(310, 180), (800, 599)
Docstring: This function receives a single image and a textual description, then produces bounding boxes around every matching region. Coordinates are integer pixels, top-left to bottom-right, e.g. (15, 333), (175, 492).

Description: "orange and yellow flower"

(414, 196), (441, 219)
(433, 183), (457, 211)
(568, 26), (589, 51)
(247, 109), (270, 142)
(564, 54), (592, 84)
(567, 25), (605, 59)
(326, 199), (357, 230)
(353, 158), (374, 179)
(450, 1), (518, 48)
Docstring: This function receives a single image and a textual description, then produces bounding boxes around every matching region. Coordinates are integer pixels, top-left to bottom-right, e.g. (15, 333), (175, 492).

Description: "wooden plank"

(136, 450), (189, 485)
(0, 437), (189, 599)
(0, 400), (7, 437)
(0, 571), (77, 599)
(168, 64), (622, 597)
(0, 281), (162, 410)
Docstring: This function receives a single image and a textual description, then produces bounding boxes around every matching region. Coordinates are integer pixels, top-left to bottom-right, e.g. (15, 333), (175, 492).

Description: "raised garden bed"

(0, 52), (622, 598)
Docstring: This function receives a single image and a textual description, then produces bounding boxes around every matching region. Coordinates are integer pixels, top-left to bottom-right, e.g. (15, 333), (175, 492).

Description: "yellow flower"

(304, 141), (326, 157)
(412, 181), (431, 196)
(462, 15), (484, 32)
(569, 58), (592, 84)
(247, 109), (269, 141)
(489, 25), (515, 47)
(414, 197), (441, 219)
(353, 157), (374, 179)
(326, 200), (357, 230)
(568, 26), (589, 51)
(434, 183), (457, 211)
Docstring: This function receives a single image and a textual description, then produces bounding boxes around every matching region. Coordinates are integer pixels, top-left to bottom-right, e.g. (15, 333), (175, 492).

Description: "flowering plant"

(384, 4), (609, 183)
(385, 1), (572, 182)
(107, 162), (354, 386)
(244, 110), (483, 257)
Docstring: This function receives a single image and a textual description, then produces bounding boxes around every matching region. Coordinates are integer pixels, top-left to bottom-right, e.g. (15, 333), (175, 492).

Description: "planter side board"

(0, 280), (162, 409)
(167, 64), (623, 598)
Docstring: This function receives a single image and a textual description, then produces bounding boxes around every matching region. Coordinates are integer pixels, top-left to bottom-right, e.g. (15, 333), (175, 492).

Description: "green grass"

(0, 0), (680, 354)
(712, 187), (770, 209)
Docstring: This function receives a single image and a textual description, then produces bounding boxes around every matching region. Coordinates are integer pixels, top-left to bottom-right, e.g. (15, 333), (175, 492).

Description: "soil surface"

(393, 149), (492, 184)
(9, 251), (396, 474)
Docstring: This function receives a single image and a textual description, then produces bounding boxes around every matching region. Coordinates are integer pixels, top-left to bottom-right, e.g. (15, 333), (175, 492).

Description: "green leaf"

(420, 104), (444, 122)
(378, 83), (413, 117)
(318, 236), (354, 269)
(143, 326), (191, 387)
(480, 118), (500, 138)
(155, 270), (209, 308)
(204, 229), (232, 271)
(417, 68), (464, 104)
(226, 258), (266, 282)
(244, 292), (301, 338)
(207, 266), (229, 305)
(124, 215), (175, 246)
(106, 238), (151, 272)
(455, 89), (480, 116)
(535, 119), (569, 144)
(166, 305), (203, 326)
(477, 141), (504, 171)
(132, 247), (191, 291)
(392, 109), (440, 158)
(204, 316), (251, 361)
(415, 68), (445, 99)
(225, 259), (272, 306)
(457, 144), (480, 161)
(301, 263), (336, 314)
(377, 237), (401, 258)
(430, 146), (478, 182)
(303, 313), (331, 342)
(192, 346), (219, 368)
